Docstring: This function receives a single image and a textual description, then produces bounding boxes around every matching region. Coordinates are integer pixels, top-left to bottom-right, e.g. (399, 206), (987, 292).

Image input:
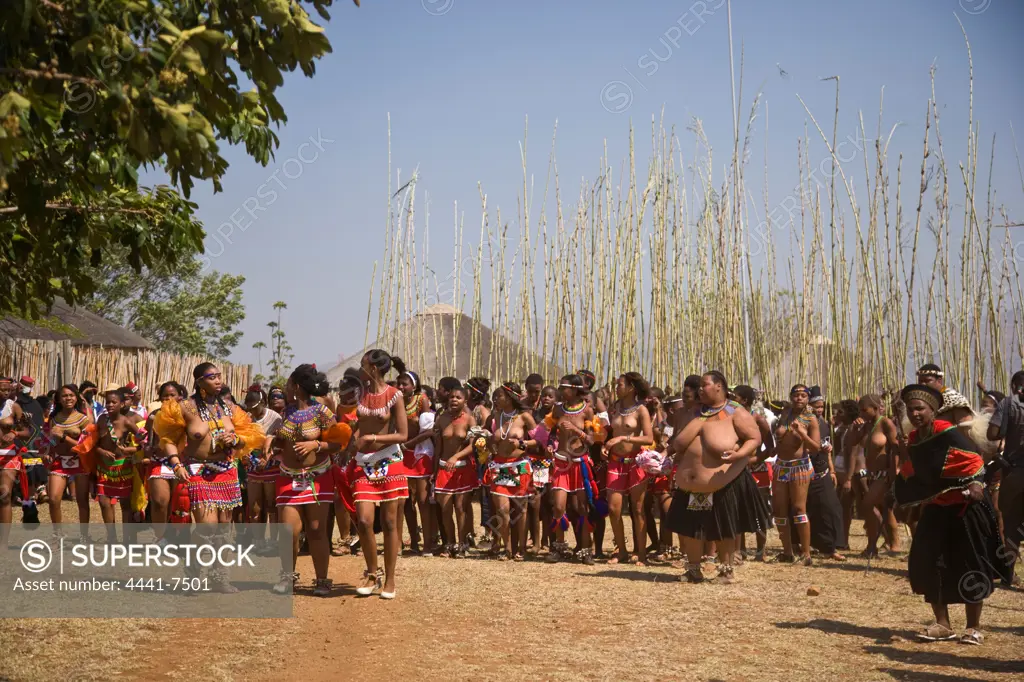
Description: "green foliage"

(85, 248), (245, 359)
(16, 312), (82, 339)
(0, 0), (352, 318)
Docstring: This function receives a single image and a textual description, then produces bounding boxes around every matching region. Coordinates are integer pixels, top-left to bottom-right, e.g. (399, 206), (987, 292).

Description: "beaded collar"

(697, 400), (741, 421)
(560, 401), (587, 416)
(358, 385), (400, 419)
(612, 401), (643, 417)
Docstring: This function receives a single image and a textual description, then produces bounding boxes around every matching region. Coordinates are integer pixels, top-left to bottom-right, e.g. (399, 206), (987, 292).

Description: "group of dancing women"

(0, 358), (1017, 644)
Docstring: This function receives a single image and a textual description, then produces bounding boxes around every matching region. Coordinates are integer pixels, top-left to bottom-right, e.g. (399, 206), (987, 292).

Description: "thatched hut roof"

(327, 303), (562, 386)
(0, 299), (154, 349)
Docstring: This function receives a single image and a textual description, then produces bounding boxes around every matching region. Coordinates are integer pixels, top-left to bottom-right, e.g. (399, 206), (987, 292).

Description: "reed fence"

(0, 338), (251, 402)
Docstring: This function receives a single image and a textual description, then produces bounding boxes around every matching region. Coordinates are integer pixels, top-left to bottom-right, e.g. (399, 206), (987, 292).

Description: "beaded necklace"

(54, 410), (87, 429)
(613, 400), (642, 417)
(195, 396), (230, 451)
(279, 403), (324, 442)
(497, 410), (518, 440)
(405, 393), (421, 420)
(561, 401), (587, 416)
(104, 413), (134, 447)
(358, 385), (400, 419)
(698, 400), (740, 421)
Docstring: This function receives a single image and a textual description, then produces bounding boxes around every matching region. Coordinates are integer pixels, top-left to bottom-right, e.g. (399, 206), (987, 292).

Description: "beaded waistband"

(280, 459), (332, 479)
(554, 453), (582, 463)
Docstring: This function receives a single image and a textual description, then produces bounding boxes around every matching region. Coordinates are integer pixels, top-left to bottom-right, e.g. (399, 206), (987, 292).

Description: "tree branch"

(0, 68), (101, 86)
(39, 0), (67, 11)
(0, 203), (153, 215)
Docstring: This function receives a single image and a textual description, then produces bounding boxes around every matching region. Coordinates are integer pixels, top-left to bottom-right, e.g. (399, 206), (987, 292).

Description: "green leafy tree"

(0, 0), (356, 318)
(84, 249), (245, 358)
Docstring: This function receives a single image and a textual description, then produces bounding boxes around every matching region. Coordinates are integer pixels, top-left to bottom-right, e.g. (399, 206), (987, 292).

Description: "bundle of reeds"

(363, 21), (1021, 403)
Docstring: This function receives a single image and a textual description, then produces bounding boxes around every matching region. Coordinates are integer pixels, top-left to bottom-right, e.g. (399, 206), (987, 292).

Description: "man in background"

(125, 382), (149, 420)
(80, 380), (105, 421)
(988, 370), (1024, 586)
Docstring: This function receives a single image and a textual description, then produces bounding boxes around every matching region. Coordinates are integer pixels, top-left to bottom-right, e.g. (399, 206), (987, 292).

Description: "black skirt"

(908, 496), (1012, 604)
(790, 472), (846, 553)
(667, 469), (772, 541)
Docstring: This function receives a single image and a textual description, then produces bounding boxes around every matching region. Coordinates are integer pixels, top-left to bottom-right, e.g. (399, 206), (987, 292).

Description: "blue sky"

(170, 0), (1024, 370)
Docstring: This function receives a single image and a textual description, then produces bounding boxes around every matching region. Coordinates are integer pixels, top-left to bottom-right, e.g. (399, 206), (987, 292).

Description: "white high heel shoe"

(355, 569), (382, 596)
(380, 588), (396, 600)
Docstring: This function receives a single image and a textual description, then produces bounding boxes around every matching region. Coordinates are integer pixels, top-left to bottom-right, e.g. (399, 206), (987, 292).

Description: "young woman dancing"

(243, 385), (283, 553)
(44, 385), (92, 533)
(154, 362), (264, 592)
(433, 386), (478, 558)
(331, 371), (362, 557)
(466, 377), (492, 543)
(852, 394), (902, 557)
(604, 373), (655, 565)
(895, 384), (1012, 645)
(832, 399), (861, 552)
(733, 385), (775, 561)
(648, 393), (683, 558)
(0, 384), (31, 541)
(396, 360), (433, 555)
(545, 374), (605, 565)
(345, 350), (409, 599)
(93, 388), (145, 538)
(772, 384), (820, 565)
(486, 382), (537, 560)
(526, 385), (558, 554)
(144, 381), (186, 542)
(273, 365), (348, 596)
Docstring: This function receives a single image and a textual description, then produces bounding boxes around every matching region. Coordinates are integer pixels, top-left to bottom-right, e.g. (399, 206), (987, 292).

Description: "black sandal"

(680, 566), (705, 583)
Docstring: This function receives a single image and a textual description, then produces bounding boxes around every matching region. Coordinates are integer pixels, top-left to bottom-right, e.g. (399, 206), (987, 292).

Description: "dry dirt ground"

(1, 498), (1023, 682)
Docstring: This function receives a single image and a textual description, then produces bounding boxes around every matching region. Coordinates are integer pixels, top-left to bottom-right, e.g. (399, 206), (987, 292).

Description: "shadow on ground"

(864, 645), (1024, 675)
(775, 618), (918, 643)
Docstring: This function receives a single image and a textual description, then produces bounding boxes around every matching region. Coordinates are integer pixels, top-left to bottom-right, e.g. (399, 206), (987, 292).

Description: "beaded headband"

(501, 383), (522, 399)
(917, 368), (944, 378)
